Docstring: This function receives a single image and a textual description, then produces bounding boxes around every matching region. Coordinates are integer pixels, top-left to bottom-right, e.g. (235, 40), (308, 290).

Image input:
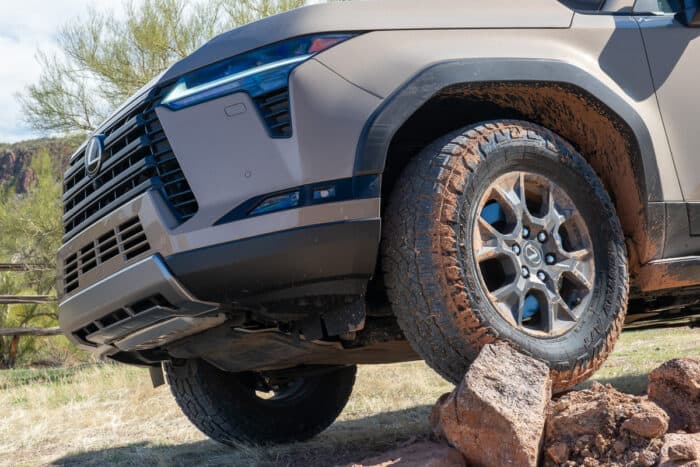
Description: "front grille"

(62, 90), (198, 240)
(254, 87), (291, 138)
(63, 217), (151, 294)
(73, 294), (174, 346)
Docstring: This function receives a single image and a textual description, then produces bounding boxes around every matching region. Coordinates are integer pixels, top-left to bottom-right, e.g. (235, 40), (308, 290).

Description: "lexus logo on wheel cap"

(524, 243), (542, 266)
(85, 135), (105, 177)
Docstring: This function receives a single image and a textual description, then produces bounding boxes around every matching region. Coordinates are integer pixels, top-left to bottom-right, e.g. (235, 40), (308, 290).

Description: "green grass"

(0, 364), (97, 390)
(1, 326), (698, 467)
(577, 326), (700, 394)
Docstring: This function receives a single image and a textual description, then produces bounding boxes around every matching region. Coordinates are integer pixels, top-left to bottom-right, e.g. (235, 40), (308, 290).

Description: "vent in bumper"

(62, 90), (198, 240)
(73, 293), (174, 346)
(63, 217), (151, 294)
(254, 87), (291, 138)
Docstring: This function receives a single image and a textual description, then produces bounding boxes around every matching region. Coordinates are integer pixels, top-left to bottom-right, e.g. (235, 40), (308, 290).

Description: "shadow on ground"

(50, 406), (434, 467)
(581, 373), (650, 395)
(51, 375), (653, 466)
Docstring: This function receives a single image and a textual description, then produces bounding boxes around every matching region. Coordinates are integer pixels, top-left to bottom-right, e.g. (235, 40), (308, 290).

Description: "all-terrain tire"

(382, 121), (628, 393)
(164, 360), (356, 445)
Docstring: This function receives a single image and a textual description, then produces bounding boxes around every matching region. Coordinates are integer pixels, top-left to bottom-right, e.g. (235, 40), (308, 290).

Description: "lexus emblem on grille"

(85, 135), (105, 178)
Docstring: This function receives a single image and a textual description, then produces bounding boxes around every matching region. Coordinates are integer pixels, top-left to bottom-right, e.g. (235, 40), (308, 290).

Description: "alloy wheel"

(473, 171), (595, 337)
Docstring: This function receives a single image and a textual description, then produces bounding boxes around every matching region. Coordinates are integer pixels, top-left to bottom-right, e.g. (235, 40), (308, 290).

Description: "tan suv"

(57, 0), (700, 445)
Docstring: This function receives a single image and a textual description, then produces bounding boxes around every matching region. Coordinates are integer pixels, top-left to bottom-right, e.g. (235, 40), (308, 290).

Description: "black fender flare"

(354, 58), (662, 204)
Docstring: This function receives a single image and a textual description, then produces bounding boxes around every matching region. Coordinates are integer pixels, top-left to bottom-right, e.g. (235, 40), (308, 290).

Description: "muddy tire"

(382, 121), (628, 392)
(164, 360), (356, 445)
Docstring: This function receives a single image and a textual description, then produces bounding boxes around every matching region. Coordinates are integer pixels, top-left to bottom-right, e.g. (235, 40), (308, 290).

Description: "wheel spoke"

(514, 287), (530, 326)
(543, 186), (568, 232)
(492, 184), (523, 222)
(491, 282), (518, 302)
(477, 216), (503, 241)
(547, 185), (556, 218)
(542, 289), (576, 333)
(553, 257), (593, 292)
(491, 281), (526, 326)
(545, 295), (557, 333)
(570, 267), (593, 292)
(562, 248), (590, 261)
(476, 244), (500, 262)
(558, 299), (577, 322)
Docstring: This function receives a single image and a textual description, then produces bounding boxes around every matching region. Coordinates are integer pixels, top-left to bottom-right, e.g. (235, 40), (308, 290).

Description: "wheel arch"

(356, 58), (665, 268)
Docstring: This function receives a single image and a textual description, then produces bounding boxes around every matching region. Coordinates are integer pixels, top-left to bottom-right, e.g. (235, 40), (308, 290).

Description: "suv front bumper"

(58, 189), (380, 351)
(59, 253), (222, 355)
(57, 56), (383, 353)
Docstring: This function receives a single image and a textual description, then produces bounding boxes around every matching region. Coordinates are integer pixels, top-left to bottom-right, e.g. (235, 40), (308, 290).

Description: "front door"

(635, 0), (700, 203)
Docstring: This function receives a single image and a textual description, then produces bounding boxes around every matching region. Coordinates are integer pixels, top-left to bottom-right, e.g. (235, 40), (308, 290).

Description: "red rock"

(658, 433), (700, 467)
(344, 441), (466, 467)
(649, 358), (700, 433)
(637, 449), (662, 466)
(622, 409), (670, 438)
(15, 167), (37, 193)
(546, 442), (570, 464)
(431, 343), (551, 467)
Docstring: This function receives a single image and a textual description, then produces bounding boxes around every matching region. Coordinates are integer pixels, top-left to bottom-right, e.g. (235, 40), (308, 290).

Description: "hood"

(159, 0), (574, 83)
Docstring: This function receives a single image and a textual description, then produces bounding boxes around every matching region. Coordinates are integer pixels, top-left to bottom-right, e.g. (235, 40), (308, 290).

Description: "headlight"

(161, 33), (357, 110)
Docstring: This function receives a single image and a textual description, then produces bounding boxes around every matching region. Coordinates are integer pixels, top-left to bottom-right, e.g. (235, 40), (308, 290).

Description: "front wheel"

(165, 360), (356, 445)
(382, 121), (628, 392)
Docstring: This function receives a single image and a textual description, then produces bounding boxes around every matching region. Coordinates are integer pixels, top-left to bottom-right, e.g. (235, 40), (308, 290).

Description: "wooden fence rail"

(0, 263), (51, 271)
(0, 327), (61, 337)
(0, 295), (55, 304)
(0, 263), (60, 367)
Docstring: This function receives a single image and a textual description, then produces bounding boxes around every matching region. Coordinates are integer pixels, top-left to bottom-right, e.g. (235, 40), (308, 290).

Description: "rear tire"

(165, 360), (356, 445)
(382, 121), (628, 392)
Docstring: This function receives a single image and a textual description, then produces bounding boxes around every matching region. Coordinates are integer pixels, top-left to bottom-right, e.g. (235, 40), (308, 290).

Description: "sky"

(0, 0), (136, 143)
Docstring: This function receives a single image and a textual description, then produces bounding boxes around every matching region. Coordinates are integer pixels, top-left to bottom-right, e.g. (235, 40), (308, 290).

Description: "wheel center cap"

(523, 243), (542, 267)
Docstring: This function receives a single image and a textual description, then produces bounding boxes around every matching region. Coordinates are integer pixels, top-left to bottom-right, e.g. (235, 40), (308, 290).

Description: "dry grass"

(2, 326), (699, 467)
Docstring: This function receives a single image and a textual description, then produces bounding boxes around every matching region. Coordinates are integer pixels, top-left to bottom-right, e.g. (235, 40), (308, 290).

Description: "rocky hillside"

(0, 137), (81, 194)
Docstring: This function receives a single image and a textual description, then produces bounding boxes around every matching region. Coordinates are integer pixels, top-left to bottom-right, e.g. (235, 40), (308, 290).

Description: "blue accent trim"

(214, 175), (381, 226)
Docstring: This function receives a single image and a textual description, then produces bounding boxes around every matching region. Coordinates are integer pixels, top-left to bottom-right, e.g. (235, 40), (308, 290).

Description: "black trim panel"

(355, 58), (662, 202)
(214, 175), (380, 225)
(664, 202), (700, 257)
(166, 220), (381, 303)
(688, 203), (700, 237)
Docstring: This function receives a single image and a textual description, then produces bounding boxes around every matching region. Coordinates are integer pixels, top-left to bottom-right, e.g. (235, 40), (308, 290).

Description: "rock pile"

(347, 348), (700, 467)
(544, 383), (668, 466)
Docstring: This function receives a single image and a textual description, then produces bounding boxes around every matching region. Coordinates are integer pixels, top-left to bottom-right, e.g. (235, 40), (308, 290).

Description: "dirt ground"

(1, 326), (699, 467)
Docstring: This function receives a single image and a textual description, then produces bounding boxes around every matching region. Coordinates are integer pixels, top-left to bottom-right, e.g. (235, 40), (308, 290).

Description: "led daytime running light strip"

(162, 54), (312, 105)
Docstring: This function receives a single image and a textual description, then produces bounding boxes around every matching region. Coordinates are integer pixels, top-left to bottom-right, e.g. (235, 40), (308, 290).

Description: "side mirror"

(678, 1), (700, 26)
